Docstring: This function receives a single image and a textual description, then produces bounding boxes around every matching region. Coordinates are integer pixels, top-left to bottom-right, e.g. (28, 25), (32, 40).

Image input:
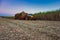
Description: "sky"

(0, 0), (60, 16)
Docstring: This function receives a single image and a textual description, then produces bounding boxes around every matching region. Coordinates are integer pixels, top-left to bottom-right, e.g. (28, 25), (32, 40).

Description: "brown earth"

(0, 17), (60, 40)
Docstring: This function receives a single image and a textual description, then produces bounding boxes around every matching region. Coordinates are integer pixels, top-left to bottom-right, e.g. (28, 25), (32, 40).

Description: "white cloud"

(0, 0), (60, 16)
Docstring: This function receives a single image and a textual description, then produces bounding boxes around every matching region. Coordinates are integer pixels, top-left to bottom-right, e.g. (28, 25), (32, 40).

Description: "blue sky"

(0, 0), (60, 16)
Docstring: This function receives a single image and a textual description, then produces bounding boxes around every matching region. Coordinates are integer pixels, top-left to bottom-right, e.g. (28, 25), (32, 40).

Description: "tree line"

(32, 9), (60, 21)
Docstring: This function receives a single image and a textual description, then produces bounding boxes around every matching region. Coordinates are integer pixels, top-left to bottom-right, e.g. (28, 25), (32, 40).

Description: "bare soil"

(0, 17), (60, 40)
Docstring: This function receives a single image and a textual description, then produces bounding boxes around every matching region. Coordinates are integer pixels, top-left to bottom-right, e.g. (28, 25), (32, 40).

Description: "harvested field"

(0, 17), (60, 40)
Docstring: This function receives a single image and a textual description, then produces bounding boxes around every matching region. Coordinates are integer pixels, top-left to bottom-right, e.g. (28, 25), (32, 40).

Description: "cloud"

(0, 0), (60, 16)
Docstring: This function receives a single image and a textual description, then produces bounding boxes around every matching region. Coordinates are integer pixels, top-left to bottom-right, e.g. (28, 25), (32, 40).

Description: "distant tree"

(33, 9), (60, 21)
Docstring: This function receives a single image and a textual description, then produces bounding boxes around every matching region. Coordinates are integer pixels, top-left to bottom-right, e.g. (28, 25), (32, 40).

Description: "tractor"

(15, 11), (34, 20)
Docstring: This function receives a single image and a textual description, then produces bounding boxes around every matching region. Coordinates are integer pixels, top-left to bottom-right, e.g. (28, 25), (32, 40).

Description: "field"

(0, 17), (60, 40)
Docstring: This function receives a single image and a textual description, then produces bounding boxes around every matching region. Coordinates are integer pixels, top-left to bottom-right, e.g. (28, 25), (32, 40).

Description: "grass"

(0, 16), (14, 19)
